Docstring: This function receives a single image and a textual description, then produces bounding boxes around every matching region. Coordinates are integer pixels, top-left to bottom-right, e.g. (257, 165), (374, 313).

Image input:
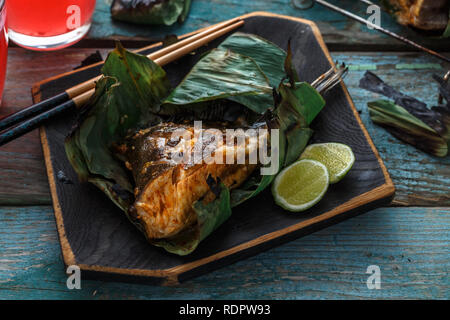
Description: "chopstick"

(0, 17), (243, 133)
(70, 19), (244, 108)
(0, 19), (244, 146)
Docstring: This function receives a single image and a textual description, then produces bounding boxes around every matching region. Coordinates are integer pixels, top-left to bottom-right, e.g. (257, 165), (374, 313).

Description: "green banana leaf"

(443, 9), (450, 38)
(368, 100), (448, 157)
(111, 0), (191, 26)
(162, 32), (295, 115)
(218, 32), (288, 88)
(65, 43), (170, 212)
(65, 33), (327, 256)
(162, 48), (274, 114)
(65, 77), (133, 211)
(361, 71), (450, 157)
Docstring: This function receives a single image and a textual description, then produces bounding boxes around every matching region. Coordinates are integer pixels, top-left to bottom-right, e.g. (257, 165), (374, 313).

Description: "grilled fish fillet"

(384, 0), (449, 30)
(120, 122), (264, 239)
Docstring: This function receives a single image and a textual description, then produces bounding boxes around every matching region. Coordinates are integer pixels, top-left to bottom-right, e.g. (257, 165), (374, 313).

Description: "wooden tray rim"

(36, 11), (395, 285)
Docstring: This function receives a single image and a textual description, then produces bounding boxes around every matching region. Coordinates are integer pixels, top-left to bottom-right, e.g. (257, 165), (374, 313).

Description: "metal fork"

(311, 63), (349, 95)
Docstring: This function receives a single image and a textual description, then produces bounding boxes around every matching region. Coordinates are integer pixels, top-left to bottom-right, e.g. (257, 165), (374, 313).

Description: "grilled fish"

(383, 0), (450, 31)
(118, 121), (266, 239)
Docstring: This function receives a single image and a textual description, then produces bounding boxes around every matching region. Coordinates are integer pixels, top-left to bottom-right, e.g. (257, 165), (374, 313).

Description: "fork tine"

(311, 67), (334, 87)
(319, 67), (348, 94)
(312, 63), (348, 95)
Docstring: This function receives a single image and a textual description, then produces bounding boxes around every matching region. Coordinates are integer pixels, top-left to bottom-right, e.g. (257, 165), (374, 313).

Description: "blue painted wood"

(88, 0), (449, 49)
(0, 206), (448, 299)
(338, 52), (450, 206)
(0, 2), (448, 300)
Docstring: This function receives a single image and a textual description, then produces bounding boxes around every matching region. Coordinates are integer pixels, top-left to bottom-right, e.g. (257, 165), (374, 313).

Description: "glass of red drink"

(6, 0), (96, 51)
(0, 0), (7, 103)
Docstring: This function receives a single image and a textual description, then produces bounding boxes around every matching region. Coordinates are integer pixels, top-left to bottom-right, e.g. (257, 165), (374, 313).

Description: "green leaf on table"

(442, 9), (450, 38)
(360, 71), (450, 157)
(368, 100), (448, 157)
(111, 0), (192, 26)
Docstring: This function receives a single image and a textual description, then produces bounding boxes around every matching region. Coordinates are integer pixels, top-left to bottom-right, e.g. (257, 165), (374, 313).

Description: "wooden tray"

(34, 12), (395, 285)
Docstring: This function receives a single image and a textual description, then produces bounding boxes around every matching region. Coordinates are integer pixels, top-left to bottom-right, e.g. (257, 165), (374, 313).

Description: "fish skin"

(121, 122), (261, 239)
(384, 0), (449, 30)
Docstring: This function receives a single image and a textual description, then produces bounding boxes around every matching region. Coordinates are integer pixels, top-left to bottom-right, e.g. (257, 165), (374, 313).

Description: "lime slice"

(300, 143), (355, 184)
(272, 159), (329, 212)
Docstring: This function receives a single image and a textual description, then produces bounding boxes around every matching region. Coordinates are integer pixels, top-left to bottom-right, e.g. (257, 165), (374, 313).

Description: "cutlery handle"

(0, 99), (76, 146)
(0, 92), (69, 132)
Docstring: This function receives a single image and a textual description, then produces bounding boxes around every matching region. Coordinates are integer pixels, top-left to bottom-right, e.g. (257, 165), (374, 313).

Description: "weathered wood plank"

(1, 49), (448, 206)
(81, 0), (450, 51)
(0, 206), (448, 299)
(0, 48), (110, 205)
(339, 52), (450, 206)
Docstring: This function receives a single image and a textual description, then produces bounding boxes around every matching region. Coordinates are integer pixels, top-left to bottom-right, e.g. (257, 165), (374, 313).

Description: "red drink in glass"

(6, 0), (96, 51)
(0, 0), (7, 103)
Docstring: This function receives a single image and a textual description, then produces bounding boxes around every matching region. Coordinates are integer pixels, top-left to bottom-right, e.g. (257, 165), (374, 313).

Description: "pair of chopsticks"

(0, 17), (244, 146)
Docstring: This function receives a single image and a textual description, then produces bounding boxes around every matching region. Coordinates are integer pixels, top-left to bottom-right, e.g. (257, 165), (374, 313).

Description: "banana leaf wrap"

(65, 43), (170, 211)
(111, 0), (191, 26)
(65, 33), (325, 255)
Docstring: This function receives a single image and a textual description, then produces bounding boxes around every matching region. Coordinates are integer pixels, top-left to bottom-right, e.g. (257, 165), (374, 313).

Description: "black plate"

(36, 12), (395, 285)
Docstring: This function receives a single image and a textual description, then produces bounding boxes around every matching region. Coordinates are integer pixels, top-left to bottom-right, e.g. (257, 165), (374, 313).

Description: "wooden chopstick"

(0, 19), (244, 146)
(73, 20), (244, 108)
(0, 17), (243, 132)
(66, 17), (243, 99)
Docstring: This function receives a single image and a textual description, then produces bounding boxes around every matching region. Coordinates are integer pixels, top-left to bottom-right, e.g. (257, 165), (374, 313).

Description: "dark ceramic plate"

(35, 12), (395, 285)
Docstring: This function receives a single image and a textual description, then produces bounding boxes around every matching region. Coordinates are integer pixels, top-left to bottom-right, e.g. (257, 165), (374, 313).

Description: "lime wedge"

(300, 143), (355, 184)
(272, 159), (329, 212)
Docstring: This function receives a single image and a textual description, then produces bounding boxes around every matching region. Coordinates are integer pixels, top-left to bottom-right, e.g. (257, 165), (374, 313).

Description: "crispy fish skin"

(122, 122), (259, 239)
(385, 0), (449, 30)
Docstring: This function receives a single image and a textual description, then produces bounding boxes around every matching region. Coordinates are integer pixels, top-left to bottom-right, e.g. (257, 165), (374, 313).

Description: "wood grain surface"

(0, 48), (109, 205)
(0, 5), (448, 299)
(1, 49), (447, 206)
(76, 0), (450, 51)
(0, 206), (447, 299)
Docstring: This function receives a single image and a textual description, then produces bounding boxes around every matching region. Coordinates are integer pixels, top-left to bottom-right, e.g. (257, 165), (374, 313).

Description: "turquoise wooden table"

(0, 0), (449, 299)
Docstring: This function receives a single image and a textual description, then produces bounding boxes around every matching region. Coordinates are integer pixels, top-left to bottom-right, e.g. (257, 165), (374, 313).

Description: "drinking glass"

(0, 0), (7, 103)
(6, 0), (96, 51)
